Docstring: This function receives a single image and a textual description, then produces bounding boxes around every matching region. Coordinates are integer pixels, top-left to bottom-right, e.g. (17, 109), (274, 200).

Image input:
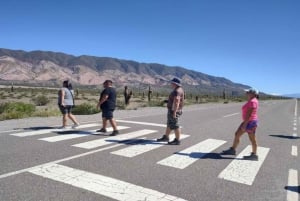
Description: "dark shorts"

(59, 105), (73, 115)
(167, 110), (182, 130)
(102, 109), (114, 119)
(239, 120), (258, 134)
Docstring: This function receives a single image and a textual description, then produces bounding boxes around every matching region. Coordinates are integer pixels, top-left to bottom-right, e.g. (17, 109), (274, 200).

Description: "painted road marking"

(287, 169), (299, 201)
(116, 119), (166, 127)
(28, 164), (187, 201)
(10, 123), (101, 137)
(38, 126), (129, 142)
(72, 129), (157, 149)
(0, 143), (123, 179)
(157, 139), (226, 169)
(223, 113), (239, 118)
(291, 146), (298, 157)
(111, 134), (190, 157)
(218, 146), (270, 185)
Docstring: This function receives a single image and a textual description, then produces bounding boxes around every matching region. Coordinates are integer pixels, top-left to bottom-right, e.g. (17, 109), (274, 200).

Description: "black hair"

(63, 80), (69, 87)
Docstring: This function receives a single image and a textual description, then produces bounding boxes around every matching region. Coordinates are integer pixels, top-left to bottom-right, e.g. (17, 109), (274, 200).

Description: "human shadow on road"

(269, 134), (300, 139)
(174, 152), (235, 160)
(105, 138), (151, 144)
(56, 130), (88, 135)
(285, 185), (300, 193)
(24, 126), (57, 130)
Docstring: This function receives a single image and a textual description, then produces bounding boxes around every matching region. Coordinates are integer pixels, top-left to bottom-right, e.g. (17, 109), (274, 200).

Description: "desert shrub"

(32, 95), (50, 106)
(72, 103), (99, 115)
(0, 102), (36, 120)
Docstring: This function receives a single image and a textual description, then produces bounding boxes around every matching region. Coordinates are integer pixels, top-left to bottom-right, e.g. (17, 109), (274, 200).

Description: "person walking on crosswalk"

(57, 80), (80, 129)
(96, 80), (119, 136)
(157, 77), (184, 145)
(221, 88), (259, 160)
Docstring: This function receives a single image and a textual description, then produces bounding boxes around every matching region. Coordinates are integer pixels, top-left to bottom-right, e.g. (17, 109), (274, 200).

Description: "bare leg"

(62, 114), (67, 127)
(68, 114), (79, 125)
(109, 118), (118, 130)
(247, 133), (257, 154)
(102, 117), (107, 129)
(232, 127), (245, 150)
(174, 127), (181, 140)
(164, 127), (172, 138)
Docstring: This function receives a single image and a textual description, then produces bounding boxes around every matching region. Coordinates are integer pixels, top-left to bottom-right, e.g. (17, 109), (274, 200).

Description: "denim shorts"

(239, 120), (258, 134)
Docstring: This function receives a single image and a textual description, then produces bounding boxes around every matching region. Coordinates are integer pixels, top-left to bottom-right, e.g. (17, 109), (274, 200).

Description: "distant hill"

(282, 94), (300, 98)
(0, 48), (251, 95)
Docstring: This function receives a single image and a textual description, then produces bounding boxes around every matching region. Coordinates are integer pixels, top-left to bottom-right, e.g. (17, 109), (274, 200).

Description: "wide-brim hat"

(170, 77), (181, 86)
(245, 88), (259, 95)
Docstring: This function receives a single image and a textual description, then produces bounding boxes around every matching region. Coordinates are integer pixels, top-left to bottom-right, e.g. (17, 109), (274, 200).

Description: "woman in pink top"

(221, 88), (259, 160)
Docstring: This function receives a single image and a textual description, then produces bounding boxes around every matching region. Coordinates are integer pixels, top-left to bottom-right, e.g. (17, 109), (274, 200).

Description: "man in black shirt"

(96, 80), (119, 136)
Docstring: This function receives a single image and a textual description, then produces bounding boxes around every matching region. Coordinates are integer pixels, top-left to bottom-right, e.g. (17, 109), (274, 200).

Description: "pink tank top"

(242, 98), (258, 121)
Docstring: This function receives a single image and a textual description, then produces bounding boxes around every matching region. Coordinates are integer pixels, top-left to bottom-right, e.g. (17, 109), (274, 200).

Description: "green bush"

(32, 95), (50, 106)
(0, 102), (36, 120)
(72, 103), (99, 115)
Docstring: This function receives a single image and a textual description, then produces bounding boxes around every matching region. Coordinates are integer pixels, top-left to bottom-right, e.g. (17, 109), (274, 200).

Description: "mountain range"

(0, 48), (251, 95)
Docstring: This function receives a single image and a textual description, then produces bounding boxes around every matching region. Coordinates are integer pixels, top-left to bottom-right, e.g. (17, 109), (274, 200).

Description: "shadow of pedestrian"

(285, 185), (300, 193)
(174, 152), (235, 159)
(269, 134), (300, 139)
(24, 126), (56, 130)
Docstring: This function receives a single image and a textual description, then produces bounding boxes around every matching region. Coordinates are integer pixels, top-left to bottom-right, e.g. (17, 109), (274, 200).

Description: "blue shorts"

(239, 120), (258, 134)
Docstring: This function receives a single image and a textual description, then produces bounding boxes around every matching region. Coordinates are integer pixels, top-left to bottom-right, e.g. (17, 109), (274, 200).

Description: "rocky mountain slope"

(0, 48), (250, 94)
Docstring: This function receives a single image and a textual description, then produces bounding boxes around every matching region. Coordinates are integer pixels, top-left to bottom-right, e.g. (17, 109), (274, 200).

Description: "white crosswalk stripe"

(38, 126), (129, 142)
(72, 129), (157, 149)
(157, 138), (227, 169)
(111, 134), (190, 157)
(218, 145), (270, 185)
(7, 122), (271, 186)
(10, 123), (101, 137)
(28, 163), (187, 201)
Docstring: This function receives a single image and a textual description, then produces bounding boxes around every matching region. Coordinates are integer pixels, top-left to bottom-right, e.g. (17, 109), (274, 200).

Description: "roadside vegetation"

(0, 85), (286, 121)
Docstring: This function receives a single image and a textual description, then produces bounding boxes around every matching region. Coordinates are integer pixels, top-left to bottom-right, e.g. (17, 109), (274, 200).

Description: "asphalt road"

(0, 99), (299, 201)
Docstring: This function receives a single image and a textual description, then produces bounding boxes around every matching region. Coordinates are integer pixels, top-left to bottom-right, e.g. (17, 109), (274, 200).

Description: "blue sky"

(1, 0), (299, 95)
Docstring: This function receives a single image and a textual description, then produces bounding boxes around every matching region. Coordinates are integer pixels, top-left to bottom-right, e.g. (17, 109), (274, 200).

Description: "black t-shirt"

(100, 87), (116, 110)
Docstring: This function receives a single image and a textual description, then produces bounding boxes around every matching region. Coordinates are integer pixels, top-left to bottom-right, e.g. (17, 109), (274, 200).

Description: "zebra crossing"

(8, 122), (270, 187)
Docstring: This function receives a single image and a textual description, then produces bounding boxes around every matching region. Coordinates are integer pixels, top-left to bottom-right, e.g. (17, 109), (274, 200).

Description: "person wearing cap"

(96, 80), (119, 136)
(157, 77), (184, 145)
(221, 88), (259, 160)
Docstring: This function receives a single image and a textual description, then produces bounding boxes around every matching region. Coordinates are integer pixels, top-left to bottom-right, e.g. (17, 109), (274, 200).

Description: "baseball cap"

(245, 88), (259, 95)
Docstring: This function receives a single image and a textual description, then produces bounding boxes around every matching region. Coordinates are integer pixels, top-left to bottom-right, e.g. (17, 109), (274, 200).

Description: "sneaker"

(157, 135), (169, 142)
(58, 126), (67, 129)
(168, 138), (180, 145)
(96, 128), (107, 133)
(110, 130), (119, 136)
(221, 147), (236, 155)
(72, 123), (80, 129)
(243, 152), (258, 161)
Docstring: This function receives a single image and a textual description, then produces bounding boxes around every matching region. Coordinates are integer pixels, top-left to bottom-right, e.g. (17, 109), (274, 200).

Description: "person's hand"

(173, 111), (177, 118)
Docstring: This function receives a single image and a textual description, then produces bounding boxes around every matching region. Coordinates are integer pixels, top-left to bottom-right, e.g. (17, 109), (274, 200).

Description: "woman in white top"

(58, 80), (80, 129)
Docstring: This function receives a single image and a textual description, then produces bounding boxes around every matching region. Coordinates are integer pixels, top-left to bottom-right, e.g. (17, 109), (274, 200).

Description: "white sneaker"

(59, 126), (67, 129)
(72, 124), (80, 129)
